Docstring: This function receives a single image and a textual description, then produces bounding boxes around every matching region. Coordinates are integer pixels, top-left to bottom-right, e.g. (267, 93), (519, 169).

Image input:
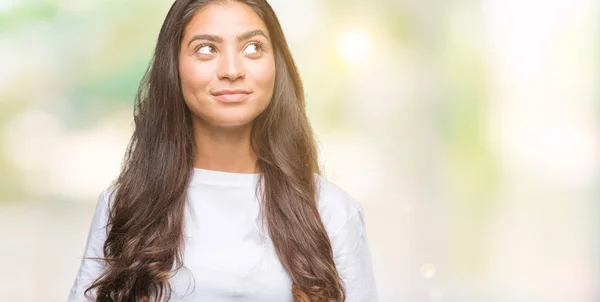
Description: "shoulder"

(99, 185), (119, 207)
(315, 174), (363, 237)
(91, 186), (118, 225)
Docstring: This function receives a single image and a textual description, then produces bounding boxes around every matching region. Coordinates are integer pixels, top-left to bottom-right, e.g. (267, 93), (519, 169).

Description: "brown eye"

(197, 44), (216, 55)
(243, 42), (262, 55)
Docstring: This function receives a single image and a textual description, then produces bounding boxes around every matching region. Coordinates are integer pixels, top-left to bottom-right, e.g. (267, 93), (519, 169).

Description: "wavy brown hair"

(84, 0), (345, 301)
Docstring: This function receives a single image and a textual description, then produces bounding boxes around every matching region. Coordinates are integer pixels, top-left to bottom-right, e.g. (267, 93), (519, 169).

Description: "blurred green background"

(0, 0), (598, 301)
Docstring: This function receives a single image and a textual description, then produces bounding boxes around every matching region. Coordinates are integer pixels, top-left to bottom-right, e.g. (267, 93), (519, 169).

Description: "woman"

(68, 0), (378, 301)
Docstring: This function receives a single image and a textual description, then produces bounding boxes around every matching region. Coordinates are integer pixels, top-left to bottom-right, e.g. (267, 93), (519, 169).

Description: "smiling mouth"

(211, 93), (251, 103)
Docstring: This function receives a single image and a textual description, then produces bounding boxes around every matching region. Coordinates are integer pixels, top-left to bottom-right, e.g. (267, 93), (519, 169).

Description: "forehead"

(183, 2), (269, 39)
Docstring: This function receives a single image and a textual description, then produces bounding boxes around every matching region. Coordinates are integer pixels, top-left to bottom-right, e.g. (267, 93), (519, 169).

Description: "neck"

(192, 119), (258, 174)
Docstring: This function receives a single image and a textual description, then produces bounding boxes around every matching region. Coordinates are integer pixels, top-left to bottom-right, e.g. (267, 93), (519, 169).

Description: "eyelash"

(194, 41), (264, 55)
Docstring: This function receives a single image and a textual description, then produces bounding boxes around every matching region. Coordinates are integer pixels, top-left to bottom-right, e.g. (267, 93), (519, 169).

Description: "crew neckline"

(190, 167), (260, 187)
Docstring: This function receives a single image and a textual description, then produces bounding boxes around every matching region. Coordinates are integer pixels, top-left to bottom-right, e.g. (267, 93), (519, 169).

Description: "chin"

(202, 114), (257, 129)
(212, 120), (254, 128)
(191, 102), (268, 130)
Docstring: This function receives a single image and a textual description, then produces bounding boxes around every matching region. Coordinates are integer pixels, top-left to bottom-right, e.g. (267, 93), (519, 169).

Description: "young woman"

(68, 0), (378, 301)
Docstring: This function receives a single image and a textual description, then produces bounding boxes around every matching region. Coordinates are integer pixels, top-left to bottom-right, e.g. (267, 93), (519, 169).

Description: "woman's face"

(179, 1), (276, 129)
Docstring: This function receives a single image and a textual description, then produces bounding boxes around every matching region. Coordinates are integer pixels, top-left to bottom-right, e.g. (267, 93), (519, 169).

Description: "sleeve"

(331, 207), (379, 302)
(67, 190), (111, 302)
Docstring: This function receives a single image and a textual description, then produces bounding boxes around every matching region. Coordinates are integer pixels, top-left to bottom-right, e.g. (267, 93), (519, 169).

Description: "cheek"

(249, 59), (276, 95)
(179, 58), (213, 96)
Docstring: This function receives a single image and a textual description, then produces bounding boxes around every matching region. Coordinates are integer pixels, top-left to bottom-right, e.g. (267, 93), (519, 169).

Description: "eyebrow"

(187, 29), (269, 46)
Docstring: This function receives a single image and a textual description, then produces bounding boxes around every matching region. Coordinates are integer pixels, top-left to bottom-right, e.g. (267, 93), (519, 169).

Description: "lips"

(211, 89), (251, 103)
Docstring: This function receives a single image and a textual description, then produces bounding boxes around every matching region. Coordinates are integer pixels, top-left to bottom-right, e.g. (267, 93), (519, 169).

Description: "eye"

(196, 44), (216, 55)
(243, 42), (263, 55)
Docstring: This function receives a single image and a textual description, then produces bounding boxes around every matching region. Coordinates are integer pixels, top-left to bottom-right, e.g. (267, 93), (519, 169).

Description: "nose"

(216, 50), (245, 81)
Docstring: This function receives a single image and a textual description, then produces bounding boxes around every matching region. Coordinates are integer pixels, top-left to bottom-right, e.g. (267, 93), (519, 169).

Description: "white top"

(68, 168), (378, 301)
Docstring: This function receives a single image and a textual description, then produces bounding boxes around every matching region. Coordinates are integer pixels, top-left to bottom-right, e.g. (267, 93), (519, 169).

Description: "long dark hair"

(85, 0), (345, 301)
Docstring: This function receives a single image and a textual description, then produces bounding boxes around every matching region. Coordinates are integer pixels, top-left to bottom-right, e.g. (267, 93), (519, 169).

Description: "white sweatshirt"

(68, 168), (378, 301)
